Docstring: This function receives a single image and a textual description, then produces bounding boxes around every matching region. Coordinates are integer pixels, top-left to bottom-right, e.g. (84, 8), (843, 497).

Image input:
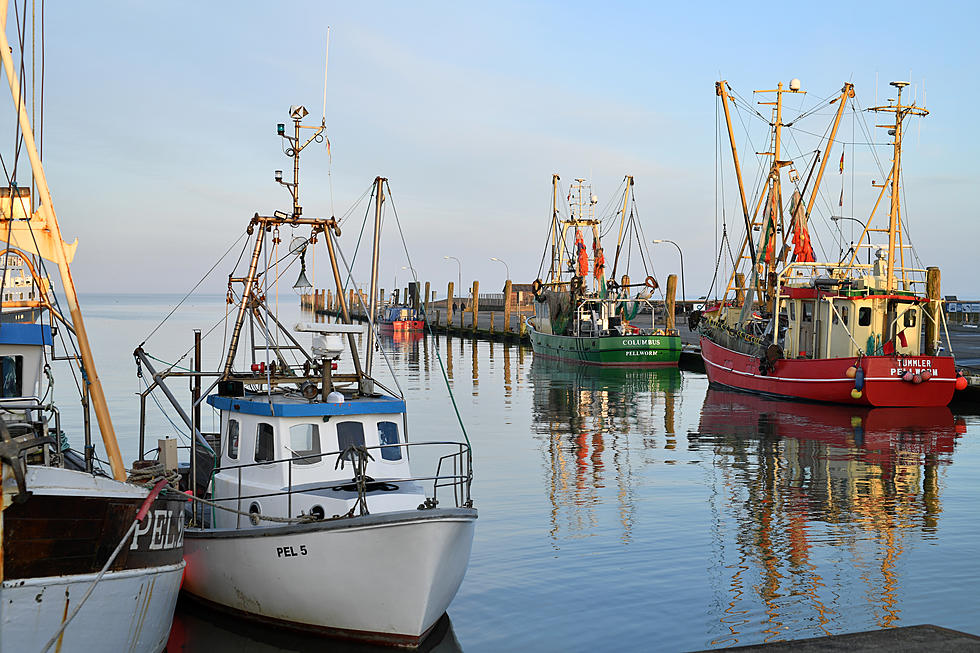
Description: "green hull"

(528, 327), (681, 366)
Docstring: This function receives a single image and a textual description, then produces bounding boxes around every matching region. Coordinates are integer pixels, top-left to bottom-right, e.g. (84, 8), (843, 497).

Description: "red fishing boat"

(695, 79), (964, 407)
(378, 304), (425, 332)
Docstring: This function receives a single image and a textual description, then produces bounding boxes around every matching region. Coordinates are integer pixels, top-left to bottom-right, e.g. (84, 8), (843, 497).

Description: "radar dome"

(789, 78), (801, 91)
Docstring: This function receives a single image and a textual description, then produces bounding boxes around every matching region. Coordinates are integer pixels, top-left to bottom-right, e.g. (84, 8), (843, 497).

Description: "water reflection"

(168, 599), (462, 653)
(530, 358), (682, 543)
(690, 389), (963, 646)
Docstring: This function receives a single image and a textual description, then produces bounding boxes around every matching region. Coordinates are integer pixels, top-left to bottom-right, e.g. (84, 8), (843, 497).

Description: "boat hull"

(379, 320), (425, 332)
(529, 327), (681, 366)
(700, 335), (957, 407)
(181, 508), (477, 648)
(0, 466), (186, 653)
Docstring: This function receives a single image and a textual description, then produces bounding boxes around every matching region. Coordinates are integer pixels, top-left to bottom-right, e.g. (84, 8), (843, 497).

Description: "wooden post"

(665, 274), (677, 331)
(424, 281), (431, 318)
(327, 290), (333, 311)
(471, 280), (480, 332)
(503, 279), (513, 333)
(490, 311), (495, 334)
(925, 266), (941, 355)
(735, 273), (745, 307)
(394, 288), (400, 304)
(447, 281), (455, 327)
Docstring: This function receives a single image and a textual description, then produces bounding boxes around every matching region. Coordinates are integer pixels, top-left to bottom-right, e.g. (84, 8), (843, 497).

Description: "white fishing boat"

(137, 105), (476, 647)
(0, 3), (184, 652)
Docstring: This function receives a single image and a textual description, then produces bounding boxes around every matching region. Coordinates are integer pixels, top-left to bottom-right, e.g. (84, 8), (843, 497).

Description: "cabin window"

(337, 421), (366, 461)
(904, 309), (917, 327)
(255, 423), (276, 463)
(227, 419), (240, 460)
(289, 424), (322, 465)
(833, 304), (849, 325)
(378, 421), (402, 461)
(840, 305), (849, 326)
(788, 302), (796, 321)
(858, 307), (872, 327)
(0, 355), (22, 398)
(801, 301), (814, 323)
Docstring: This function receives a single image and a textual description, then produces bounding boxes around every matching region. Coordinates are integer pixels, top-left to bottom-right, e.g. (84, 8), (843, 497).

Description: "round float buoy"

(921, 370), (933, 382)
(913, 373), (922, 384)
(851, 388), (863, 400)
(845, 366), (857, 379)
(955, 376), (968, 391)
(902, 370), (914, 382)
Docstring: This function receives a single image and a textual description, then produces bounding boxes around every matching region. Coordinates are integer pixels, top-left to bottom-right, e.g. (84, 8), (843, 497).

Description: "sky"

(5, 0), (979, 298)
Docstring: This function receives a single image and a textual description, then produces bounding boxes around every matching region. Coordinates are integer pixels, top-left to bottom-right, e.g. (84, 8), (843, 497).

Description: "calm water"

(66, 294), (980, 651)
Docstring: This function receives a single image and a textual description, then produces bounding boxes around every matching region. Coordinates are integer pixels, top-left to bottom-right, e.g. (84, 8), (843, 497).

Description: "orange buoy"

(955, 376), (968, 391)
(912, 373), (922, 384)
(921, 370), (933, 381)
(845, 366), (857, 379)
(850, 388), (863, 400)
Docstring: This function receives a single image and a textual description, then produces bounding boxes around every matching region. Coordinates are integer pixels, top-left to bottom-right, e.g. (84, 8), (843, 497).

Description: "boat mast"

(609, 175), (633, 281)
(870, 81), (926, 291)
(549, 173), (560, 284)
(365, 176), (385, 375)
(0, 2), (126, 480)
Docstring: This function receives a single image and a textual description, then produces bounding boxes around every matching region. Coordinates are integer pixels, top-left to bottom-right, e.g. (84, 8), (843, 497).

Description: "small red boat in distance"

(379, 305), (425, 332)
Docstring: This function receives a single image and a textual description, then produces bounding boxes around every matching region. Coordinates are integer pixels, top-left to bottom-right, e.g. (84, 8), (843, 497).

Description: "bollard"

(424, 281), (431, 319)
(665, 274), (677, 331)
(447, 281), (455, 328)
(471, 280), (480, 332)
(925, 266), (941, 355)
(503, 279), (512, 333)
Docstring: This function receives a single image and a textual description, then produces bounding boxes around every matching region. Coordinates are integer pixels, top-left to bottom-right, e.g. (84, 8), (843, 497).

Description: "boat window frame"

(336, 421), (366, 461)
(288, 422), (323, 466)
(255, 422), (276, 464)
(377, 421), (402, 461)
(858, 306), (872, 327)
(226, 417), (240, 461)
(0, 354), (23, 398)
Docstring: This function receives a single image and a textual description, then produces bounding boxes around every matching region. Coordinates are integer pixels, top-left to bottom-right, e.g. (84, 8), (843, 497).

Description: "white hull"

(183, 508), (476, 647)
(0, 562), (184, 653)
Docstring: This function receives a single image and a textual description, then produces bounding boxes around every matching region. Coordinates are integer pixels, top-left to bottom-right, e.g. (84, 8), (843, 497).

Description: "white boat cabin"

(0, 322), (51, 404)
(207, 392), (425, 529)
(776, 276), (925, 360)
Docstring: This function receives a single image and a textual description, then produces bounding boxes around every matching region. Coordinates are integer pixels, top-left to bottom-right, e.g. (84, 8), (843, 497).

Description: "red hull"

(379, 320), (425, 332)
(698, 388), (960, 457)
(699, 335), (956, 407)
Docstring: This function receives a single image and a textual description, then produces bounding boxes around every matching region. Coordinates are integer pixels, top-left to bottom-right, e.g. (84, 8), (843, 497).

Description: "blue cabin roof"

(207, 392), (406, 417)
(0, 323), (52, 346)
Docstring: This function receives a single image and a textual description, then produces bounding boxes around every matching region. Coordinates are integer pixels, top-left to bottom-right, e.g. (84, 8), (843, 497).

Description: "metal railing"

(191, 439), (473, 528)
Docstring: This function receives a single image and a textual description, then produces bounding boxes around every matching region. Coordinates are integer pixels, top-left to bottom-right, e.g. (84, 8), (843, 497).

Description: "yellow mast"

(550, 173), (560, 284)
(0, 0), (126, 480)
(609, 175), (633, 281)
(869, 82), (927, 291)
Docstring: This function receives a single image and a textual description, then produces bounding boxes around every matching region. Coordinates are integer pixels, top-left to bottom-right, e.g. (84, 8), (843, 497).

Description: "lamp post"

(831, 216), (870, 264)
(652, 239), (686, 307)
(443, 256), (461, 290)
(489, 256), (510, 281)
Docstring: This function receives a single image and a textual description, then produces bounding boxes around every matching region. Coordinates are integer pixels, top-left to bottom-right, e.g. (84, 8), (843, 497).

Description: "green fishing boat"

(526, 175), (681, 367)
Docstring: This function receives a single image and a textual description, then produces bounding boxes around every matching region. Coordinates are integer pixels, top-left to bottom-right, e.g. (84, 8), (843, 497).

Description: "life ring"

(644, 275), (658, 289)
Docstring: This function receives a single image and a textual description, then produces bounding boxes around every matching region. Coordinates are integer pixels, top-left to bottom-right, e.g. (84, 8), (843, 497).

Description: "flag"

(839, 150), (844, 174)
(897, 329), (908, 348)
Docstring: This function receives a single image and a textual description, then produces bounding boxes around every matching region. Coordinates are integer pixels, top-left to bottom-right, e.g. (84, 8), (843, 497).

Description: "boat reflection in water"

(690, 389), (964, 646)
(167, 599), (462, 653)
(530, 357), (682, 542)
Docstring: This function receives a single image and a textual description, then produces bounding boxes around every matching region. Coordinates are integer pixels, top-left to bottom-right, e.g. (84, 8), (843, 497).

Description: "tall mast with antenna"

(365, 176), (384, 376)
(870, 81), (927, 291)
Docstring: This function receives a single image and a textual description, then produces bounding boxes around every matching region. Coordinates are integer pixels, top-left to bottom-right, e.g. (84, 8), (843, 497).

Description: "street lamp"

(831, 216), (870, 264)
(443, 256), (461, 290)
(489, 256), (510, 281)
(652, 239), (686, 307)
